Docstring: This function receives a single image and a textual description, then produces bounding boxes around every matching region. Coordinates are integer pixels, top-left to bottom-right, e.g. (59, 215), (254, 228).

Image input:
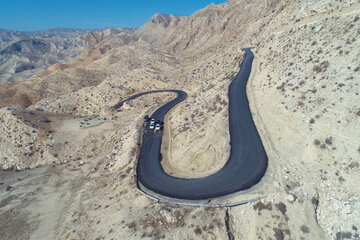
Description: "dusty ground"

(0, 0), (359, 239)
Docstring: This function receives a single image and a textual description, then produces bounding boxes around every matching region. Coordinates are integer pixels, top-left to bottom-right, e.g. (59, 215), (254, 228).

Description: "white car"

(149, 124), (154, 130)
(150, 119), (155, 125)
(155, 124), (161, 130)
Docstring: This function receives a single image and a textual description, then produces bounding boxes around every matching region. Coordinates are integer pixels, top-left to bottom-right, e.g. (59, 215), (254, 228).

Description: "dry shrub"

(275, 202), (287, 216)
(313, 61), (329, 73)
(253, 201), (273, 211)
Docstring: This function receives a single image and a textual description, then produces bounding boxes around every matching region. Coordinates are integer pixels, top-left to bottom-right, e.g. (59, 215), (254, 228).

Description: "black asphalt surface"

(114, 48), (268, 200)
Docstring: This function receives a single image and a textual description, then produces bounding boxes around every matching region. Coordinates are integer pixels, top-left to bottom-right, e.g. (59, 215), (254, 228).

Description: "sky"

(0, 0), (227, 32)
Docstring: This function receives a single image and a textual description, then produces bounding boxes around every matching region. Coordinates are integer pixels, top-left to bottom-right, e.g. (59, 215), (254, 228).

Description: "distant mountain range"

(0, 28), (107, 42)
(0, 27), (135, 83)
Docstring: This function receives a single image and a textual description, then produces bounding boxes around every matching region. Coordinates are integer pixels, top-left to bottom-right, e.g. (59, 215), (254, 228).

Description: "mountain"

(0, 0), (359, 239)
(0, 27), (135, 83)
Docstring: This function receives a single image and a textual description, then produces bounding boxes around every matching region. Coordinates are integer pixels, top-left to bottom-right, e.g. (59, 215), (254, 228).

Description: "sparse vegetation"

(325, 137), (333, 145)
(348, 162), (359, 169)
(336, 231), (354, 240)
(313, 61), (329, 73)
(126, 221), (136, 230)
(194, 227), (202, 235)
(275, 202), (287, 216)
(300, 225), (310, 233)
(253, 201), (273, 212)
(338, 176), (345, 182)
(273, 227), (290, 240)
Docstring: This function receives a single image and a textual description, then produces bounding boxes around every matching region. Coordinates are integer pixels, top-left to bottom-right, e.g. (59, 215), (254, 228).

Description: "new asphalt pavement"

(114, 48), (268, 200)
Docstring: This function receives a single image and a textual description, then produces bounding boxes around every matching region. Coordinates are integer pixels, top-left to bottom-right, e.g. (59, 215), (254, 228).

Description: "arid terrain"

(0, 0), (359, 239)
(0, 28), (88, 83)
(0, 27), (135, 84)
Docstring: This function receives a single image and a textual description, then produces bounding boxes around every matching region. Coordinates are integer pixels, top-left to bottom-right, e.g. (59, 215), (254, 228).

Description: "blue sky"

(0, 0), (227, 31)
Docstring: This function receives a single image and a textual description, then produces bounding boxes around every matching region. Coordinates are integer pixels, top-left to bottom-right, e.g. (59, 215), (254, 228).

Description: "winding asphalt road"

(114, 48), (268, 200)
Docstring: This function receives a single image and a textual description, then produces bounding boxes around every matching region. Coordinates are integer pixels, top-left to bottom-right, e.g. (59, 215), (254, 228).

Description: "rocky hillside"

(0, 0), (359, 239)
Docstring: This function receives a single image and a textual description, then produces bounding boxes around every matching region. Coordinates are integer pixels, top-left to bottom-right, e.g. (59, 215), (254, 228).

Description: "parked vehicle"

(150, 119), (155, 125)
(155, 124), (161, 130)
(144, 115), (150, 122)
(149, 124), (154, 130)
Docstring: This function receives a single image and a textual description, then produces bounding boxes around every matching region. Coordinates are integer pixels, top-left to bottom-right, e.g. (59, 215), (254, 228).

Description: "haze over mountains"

(0, 0), (359, 239)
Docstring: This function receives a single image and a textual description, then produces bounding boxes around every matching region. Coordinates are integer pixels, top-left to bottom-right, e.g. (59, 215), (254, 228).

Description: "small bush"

(273, 228), (290, 240)
(253, 201), (273, 211)
(127, 221), (136, 229)
(349, 162), (359, 169)
(313, 61), (329, 73)
(194, 227), (202, 235)
(311, 197), (319, 205)
(275, 202), (287, 216)
(301, 225), (310, 233)
(325, 137), (333, 145)
(336, 232), (353, 240)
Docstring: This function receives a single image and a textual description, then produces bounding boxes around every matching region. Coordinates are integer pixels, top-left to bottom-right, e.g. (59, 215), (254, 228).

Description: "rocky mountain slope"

(0, 0), (359, 239)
